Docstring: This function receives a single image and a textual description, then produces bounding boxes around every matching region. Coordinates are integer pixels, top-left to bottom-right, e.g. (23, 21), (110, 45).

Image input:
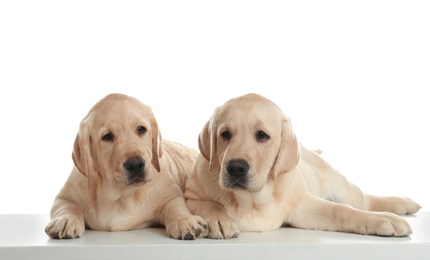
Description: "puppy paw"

(373, 196), (421, 215)
(390, 197), (421, 215)
(45, 217), (85, 239)
(166, 215), (207, 240)
(358, 212), (412, 237)
(206, 217), (240, 239)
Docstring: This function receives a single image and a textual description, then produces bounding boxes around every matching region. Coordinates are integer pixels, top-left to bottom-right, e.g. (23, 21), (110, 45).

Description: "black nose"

(123, 156), (145, 175)
(226, 159), (249, 179)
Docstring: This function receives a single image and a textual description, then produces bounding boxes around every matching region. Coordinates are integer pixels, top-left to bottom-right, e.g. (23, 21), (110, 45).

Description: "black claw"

(195, 228), (202, 237)
(184, 233), (194, 240)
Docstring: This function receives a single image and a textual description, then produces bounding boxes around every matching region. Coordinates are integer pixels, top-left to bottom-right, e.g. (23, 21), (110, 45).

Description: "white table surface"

(0, 212), (429, 260)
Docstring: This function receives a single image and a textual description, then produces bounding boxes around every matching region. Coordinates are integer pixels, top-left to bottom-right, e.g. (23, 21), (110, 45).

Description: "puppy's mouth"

(123, 156), (147, 185)
(228, 180), (248, 190)
(127, 174), (147, 185)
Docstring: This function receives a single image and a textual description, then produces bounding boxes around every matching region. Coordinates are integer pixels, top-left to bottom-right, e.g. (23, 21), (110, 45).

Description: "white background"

(0, 1), (428, 214)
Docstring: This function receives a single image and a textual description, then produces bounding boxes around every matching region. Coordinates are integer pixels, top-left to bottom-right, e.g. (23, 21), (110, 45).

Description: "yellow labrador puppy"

(185, 93), (421, 239)
(45, 93), (206, 239)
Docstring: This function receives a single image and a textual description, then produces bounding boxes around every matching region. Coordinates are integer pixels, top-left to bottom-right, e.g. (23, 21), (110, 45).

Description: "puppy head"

(72, 93), (163, 189)
(198, 93), (300, 192)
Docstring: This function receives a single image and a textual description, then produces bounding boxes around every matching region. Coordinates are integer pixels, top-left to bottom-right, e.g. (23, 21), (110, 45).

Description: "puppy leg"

(45, 196), (85, 239)
(187, 199), (240, 239)
(287, 195), (413, 237)
(316, 169), (421, 215)
(158, 196), (207, 240)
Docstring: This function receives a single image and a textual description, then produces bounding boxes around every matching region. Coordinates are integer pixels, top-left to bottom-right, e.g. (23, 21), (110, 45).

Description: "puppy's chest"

(85, 192), (155, 231)
(229, 193), (286, 232)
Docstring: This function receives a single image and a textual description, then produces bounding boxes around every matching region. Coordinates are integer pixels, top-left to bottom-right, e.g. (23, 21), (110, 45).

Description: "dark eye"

(137, 126), (147, 135)
(256, 131), (270, 142)
(102, 132), (114, 142)
(221, 131), (232, 140)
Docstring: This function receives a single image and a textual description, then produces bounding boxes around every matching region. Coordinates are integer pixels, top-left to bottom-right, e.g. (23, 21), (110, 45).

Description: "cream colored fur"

(185, 93), (421, 239)
(45, 93), (206, 239)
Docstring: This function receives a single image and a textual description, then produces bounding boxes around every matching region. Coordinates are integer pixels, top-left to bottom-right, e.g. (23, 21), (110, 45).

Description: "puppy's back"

(162, 141), (198, 192)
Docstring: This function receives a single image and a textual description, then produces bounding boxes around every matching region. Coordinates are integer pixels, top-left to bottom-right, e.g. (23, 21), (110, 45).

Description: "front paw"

(359, 212), (412, 237)
(45, 217), (85, 239)
(166, 215), (207, 240)
(206, 217), (240, 239)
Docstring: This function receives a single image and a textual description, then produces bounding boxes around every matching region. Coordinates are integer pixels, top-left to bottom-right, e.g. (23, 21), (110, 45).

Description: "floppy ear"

(72, 121), (96, 189)
(198, 119), (219, 171)
(270, 116), (301, 178)
(151, 118), (163, 173)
